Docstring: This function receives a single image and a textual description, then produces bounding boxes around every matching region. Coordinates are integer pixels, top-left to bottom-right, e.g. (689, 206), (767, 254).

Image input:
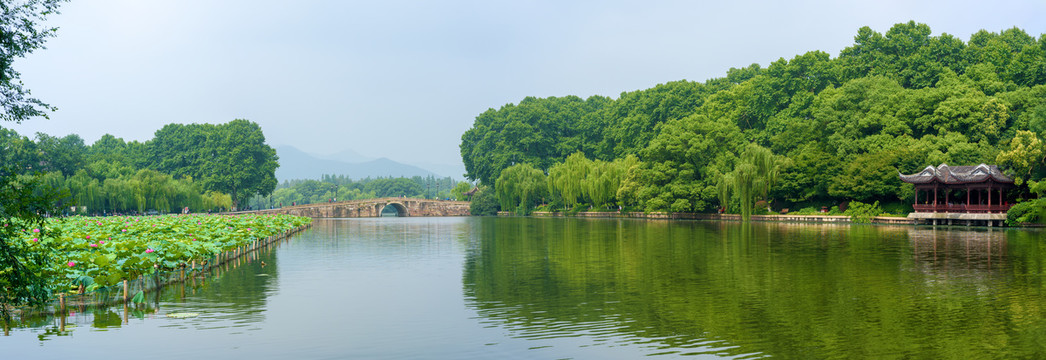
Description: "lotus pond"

(8, 213), (311, 298)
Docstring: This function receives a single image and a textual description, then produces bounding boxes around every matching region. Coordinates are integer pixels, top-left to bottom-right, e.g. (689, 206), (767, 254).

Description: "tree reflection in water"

(463, 217), (1046, 358)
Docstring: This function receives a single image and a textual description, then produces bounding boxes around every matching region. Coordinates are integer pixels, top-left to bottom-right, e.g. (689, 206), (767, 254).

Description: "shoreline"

(500, 211), (1035, 228)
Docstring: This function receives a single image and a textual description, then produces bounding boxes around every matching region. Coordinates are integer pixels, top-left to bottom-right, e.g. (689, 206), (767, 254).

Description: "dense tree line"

(148, 119), (278, 208)
(246, 174), (472, 209)
(0, 118), (280, 214)
(461, 22), (1046, 219)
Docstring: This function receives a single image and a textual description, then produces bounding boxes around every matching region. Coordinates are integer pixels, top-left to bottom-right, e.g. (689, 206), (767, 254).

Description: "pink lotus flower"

(32, 228), (39, 233)
(89, 243), (98, 248)
(85, 235), (91, 239)
(145, 249), (155, 253)
(122, 229), (127, 232)
(32, 238), (38, 242)
(99, 240), (106, 245)
(67, 261), (76, 267)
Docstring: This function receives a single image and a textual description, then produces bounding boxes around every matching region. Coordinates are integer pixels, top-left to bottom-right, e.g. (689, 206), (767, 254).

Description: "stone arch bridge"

(245, 197), (470, 218)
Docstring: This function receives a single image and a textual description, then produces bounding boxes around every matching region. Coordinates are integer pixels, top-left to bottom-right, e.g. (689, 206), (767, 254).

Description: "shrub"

(469, 187), (500, 216)
(881, 201), (912, 215)
(792, 207), (820, 215)
(670, 199), (691, 212)
(845, 201), (882, 223)
(1006, 199), (1046, 226)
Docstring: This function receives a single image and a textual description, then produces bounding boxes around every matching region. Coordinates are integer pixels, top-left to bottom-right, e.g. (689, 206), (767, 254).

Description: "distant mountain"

(274, 145), (436, 181)
(316, 148), (372, 163)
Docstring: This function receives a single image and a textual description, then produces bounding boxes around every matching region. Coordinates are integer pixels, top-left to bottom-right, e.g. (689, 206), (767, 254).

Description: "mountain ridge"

(274, 145), (439, 181)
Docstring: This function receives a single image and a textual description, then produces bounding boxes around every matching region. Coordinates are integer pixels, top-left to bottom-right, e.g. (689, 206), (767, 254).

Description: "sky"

(7, 0), (1046, 175)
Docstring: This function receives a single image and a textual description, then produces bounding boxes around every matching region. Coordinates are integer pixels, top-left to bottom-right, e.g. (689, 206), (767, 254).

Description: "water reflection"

(7, 218), (1046, 359)
(9, 238), (281, 341)
(908, 227), (1009, 273)
(463, 218), (1046, 358)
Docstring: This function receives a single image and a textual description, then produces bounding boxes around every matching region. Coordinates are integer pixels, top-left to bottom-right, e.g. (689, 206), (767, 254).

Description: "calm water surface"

(5, 217), (1046, 359)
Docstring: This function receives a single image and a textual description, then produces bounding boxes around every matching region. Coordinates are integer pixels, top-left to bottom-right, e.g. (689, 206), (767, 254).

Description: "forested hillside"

(460, 22), (1046, 218)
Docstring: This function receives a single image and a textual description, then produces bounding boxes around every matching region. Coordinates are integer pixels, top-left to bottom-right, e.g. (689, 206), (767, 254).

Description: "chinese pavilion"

(898, 163), (1014, 226)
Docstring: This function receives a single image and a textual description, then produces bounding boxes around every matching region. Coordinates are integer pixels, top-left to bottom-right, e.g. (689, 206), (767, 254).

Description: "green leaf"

(73, 275), (94, 288)
(131, 290), (145, 304)
(93, 253), (110, 266)
(105, 273), (122, 286)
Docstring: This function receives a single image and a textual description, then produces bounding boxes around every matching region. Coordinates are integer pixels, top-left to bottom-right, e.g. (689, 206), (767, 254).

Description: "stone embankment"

(503, 211), (916, 225)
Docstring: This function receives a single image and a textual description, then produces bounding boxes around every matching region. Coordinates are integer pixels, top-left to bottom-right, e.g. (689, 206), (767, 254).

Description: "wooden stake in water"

(123, 279), (128, 303)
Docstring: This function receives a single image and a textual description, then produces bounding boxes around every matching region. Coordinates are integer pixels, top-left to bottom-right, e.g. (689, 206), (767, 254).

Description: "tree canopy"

(462, 22), (1046, 217)
(0, 119), (286, 214)
(148, 119), (278, 209)
(0, 0), (65, 122)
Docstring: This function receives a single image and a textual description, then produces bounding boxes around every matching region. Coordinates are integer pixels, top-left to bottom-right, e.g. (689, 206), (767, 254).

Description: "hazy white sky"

(7, 0), (1046, 170)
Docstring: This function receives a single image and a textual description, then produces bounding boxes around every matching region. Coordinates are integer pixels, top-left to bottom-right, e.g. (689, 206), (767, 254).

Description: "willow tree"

(496, 163), (547, 214)
(547, 152), (591, 210)
(719, 143), (785, 221)
(583, 155), (637, 209)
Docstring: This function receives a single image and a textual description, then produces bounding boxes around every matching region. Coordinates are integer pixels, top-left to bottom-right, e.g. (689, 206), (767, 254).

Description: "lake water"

(5, 217), (1046, 359)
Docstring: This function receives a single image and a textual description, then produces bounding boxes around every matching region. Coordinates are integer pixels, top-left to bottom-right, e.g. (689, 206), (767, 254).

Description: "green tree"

(364, 178), (423, 198)
(150, 119), (278, 209)
(0, 167), (62, 323)
(0, 0), (66, 325)
(996, 130), (1044, 185)
(0, 0), (65, 122)
(547, 152), (591, 210)
(719, 144), (785, 221)
(201, 119), (278, 208)
(469, 186), (500, 216)
(460, 96), (608, 185)
(451, 181), (472, 201)
(495, 163), (547, 215)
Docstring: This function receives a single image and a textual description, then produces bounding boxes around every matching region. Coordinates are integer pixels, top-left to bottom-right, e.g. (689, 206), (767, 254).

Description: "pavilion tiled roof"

(898, 163), (1014, 185)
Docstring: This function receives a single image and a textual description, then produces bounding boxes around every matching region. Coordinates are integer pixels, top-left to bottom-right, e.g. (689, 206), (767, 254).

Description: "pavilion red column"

(934, 185), (938, 212)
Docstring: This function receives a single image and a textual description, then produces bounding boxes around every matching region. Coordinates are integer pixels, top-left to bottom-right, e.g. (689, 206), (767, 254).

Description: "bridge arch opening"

(379, 203), (408, 217)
